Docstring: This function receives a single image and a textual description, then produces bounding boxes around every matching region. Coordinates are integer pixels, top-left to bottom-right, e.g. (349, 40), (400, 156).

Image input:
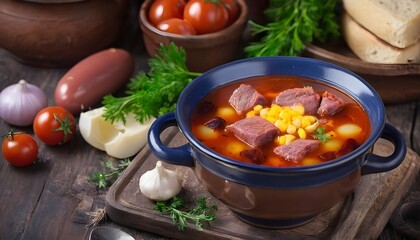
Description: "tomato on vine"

(2, 129), (38, 167)
(183, 0), (229, 34)
(33, 106), (76, 145)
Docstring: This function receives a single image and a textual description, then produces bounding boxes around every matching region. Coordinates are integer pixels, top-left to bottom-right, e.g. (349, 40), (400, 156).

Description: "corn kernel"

(292, 104), (305, 115)
(266, 116), (276, 123)
(246, 111), (256, 118)
(301, 118), (311, 128)
(287, 108), (297, 117)
(271, 104), (282, 112)
(267, 110), (277, 118)
(297, 128), (306, 139)
(286, 124), (297, 134)
(292, 118), (302, 128)
(253, 104), (263, 112)
(278, 120), (288, 133)
(260, 108), (269, 117)
(304, 115), (317, 124)
(277, 135), (286, 145)
(279, 110), (291, 122)
(284, 134), (296, 144)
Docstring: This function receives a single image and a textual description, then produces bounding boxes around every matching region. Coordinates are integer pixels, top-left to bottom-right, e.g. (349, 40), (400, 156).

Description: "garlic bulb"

(139, 161), (182, 201)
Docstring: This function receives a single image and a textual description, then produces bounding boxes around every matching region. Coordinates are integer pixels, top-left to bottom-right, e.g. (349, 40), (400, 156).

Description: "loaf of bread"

(341, 12), (420, 64)
(342, 0), (420, 48)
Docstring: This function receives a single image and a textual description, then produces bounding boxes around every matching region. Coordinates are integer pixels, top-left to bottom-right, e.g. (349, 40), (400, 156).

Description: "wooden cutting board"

(105, 128), (419, 240)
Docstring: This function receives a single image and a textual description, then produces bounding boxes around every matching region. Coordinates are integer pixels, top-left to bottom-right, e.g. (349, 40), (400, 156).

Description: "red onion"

(0, 80), (48, 126)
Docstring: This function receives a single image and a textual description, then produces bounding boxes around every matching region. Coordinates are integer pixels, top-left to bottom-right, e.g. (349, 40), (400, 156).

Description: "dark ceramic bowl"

(139, 0), (248, 72)
(0, 0), (127, 67)
(148, 56), (406, 228)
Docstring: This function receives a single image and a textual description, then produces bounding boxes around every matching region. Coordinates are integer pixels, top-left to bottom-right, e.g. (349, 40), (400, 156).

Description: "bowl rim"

(139, 0), (249, 41)
(176, 56), (386, 173)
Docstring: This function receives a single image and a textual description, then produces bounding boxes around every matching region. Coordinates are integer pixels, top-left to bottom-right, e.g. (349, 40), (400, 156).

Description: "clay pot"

(0, 0), (128, 67)
(139, 0), (249, 73)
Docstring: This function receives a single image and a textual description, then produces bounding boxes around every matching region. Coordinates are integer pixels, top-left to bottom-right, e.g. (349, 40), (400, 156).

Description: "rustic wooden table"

(0, 2), (419, 240)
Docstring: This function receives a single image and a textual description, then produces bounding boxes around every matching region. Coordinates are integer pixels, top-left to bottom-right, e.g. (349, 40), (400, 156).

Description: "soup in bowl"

(147, 57), (406, 228)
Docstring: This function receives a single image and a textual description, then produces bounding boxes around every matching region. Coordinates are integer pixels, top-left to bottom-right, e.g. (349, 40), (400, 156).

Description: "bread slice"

(341, 12), (420, 64)
(343, 0), (420, 48)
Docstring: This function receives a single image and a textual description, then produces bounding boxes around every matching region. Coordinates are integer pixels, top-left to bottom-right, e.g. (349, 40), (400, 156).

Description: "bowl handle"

(147, 112), (194, 167)
(361, 123), (407, 175)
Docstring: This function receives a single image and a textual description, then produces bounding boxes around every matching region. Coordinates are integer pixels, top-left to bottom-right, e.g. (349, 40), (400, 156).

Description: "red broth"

(190, 76), (371, 167)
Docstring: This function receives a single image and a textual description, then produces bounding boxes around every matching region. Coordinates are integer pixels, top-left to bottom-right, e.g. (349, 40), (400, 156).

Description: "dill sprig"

(102, 42), (201, 124)
(245, 0), (340, 57)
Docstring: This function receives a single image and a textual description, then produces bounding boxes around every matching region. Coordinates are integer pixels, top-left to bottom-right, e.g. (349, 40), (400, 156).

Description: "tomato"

(222, 0), (239, 25)
(2, 130), (38, 167)
(183, 0), (229, 34)
(157, 18), (197, 35)
(33, 106), (76, 145)
(148, 0), (186, 27)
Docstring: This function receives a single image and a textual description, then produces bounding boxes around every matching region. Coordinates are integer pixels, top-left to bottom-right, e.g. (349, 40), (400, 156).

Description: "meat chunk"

(204, 117), (226, 130)
(337, 138), (360, 156)
(226, 117), (279, 148)
(273, 139), (319, 162)
(274, 87), (321, 114)
(317, 91), (346, 116)
(229, 84), (268, 115)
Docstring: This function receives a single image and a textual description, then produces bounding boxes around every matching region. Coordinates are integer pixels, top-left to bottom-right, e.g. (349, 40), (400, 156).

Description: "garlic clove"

(139, 161), (182, 201)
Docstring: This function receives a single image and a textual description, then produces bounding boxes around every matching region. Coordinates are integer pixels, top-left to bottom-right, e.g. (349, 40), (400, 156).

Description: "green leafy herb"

(102, 42), (202, 124)
(155, 196), (218, 230)
(245, 0), (340, 57)
(312, 127), (330, 143)
(88, 158), (132, 189)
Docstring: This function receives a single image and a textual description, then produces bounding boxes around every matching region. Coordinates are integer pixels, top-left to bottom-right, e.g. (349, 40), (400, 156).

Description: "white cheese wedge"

(79, 107), (155, 159)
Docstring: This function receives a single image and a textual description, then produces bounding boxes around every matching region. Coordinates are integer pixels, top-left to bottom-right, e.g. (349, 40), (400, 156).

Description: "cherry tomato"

(33, 106), (76, 145)
(2, 130), (38, 167)
(222, 0), (239, 25)
(148, 0), (186, 27)
(157, 18), (197, 35)
(183, 0), (229, 34)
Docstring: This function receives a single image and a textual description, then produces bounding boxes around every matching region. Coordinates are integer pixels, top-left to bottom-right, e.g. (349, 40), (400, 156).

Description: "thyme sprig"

(155, 196), (218, 230)
(88, 158), (132, 189)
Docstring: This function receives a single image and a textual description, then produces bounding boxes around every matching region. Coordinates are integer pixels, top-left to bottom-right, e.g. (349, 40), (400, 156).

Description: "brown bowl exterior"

(139, 0), (249, 72)
(195, 161), (361, 224)
(0, 0), (128, 67)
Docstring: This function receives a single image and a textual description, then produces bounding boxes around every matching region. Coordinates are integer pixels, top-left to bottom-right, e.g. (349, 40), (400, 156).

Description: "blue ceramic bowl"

(148, 56), (406, 228)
